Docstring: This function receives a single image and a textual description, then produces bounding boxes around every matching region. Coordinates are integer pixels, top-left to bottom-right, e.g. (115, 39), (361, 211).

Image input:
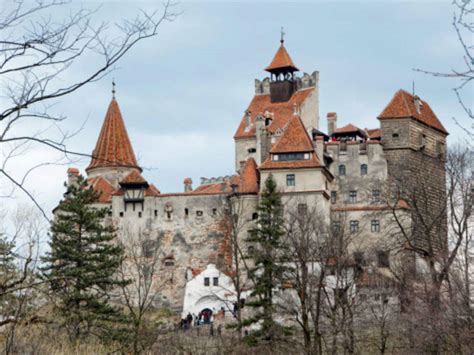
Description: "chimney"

(183, 178), (193, 192)
(67, 167), (80, 186)
(327, 112), (337, 136)
(315, 136), (325, 163)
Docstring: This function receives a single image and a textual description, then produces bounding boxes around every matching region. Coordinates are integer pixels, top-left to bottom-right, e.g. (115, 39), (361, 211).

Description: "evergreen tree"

(41, 176), (129, 343)
(244, 174), (288, 344)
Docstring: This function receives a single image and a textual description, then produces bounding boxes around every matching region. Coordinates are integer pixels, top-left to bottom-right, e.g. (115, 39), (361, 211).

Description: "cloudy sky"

(1, 0), (471, 221)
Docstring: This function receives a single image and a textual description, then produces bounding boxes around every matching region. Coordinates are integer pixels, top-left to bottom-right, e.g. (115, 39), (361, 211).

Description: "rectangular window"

(371, 220), (380, 233)
(332, 221), (341, 234)
(377, 251), (390, 268)
(278, 153), (306, 161)
(331, 191), (337, 204)
(213, 277), (219, 286)
(350, 220), (359, 234)
(286, 174), (295, 186)
(154, 210), (158, 217)
(196, 210), (203, 217)
(297, 203), (307, 215)
(349, 191), (357, 203)
(138, 211), (142, 218)
(372, 189), (381, 203)
(204, 277), (210, 286)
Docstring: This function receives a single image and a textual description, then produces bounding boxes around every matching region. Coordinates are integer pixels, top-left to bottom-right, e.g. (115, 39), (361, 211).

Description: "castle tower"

(265, 37), (299, 103)
(378, 89), (449, 253)
(86, 85), (141, 187)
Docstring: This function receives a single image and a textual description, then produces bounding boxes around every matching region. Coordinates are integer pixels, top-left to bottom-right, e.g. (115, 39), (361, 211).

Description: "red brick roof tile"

(365, 128), (381, 139)
(234, 88), (314, 139)
(86, 98), (141, 172)
(333, 123), (363, 135)
(87, 176), (115, 203)
(270, 115), (314, 153)
(265, 43), (299, 72)
(378, 89), (448, 134)
(120, 170), (147, 185)
(238, 158), (259, 194)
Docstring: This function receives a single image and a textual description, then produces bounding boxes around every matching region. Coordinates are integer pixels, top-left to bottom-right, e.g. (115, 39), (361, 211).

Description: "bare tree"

(417, 0), (473, 142)
(0, 0), (178, 217)
(117, 225), (167, 354)
(0, 206), (44, 354)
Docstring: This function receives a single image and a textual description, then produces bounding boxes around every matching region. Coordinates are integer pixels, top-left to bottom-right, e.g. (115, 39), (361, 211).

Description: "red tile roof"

(270, 115), (314, 153)
(86, 98), (141, 172)
(87, 176), (115, 203)
(260, 153), (322, 170)
(238, 158), (259, 194)
(120, 170), (148, 185)
(234, 88), (315, 139)
(333, 123), (363, 135)
(145, 184), (161, 197)
(378, 89), (448, 134)
(265, 43), (299, 72)
(366, 128), (381, 139)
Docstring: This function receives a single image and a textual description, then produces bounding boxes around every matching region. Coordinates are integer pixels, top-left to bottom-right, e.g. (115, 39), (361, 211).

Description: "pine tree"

(244, 174), (289, 344)
(41, 175), (129, 343)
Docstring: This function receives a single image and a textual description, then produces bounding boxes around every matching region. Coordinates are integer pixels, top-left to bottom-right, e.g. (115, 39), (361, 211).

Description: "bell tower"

(265, 30), (299, 103)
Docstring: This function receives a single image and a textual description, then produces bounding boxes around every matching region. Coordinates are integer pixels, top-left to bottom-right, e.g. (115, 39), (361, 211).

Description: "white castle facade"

(62, 40), (449, 316)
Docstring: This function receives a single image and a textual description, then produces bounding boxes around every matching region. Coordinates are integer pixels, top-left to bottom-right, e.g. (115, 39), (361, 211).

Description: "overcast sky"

(1, 0), (471, 221)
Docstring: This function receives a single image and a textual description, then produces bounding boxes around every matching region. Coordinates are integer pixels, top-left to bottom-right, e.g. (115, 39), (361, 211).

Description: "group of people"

(180, 308), (215, 330)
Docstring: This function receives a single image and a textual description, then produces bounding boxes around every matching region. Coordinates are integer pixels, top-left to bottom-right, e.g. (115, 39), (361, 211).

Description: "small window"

(166, 211), (172, 220)
(108, 211), (112, 217)
(138, 211), (142, 218)
(286, 174), (295, 187)
(371, 220), (380, 233)
(248, 245), (255, 255)
(349, 191), (357, 204)
(184, 208), (189, 217)
(204, 277), (210, 286)
(196, 210), (203, 217)
(164, 259), (175, 267)
(372, 190), (381, 203)
(361, 164), (368, 176)
(213, 277), (219, 286)
(332, 221), (341, 234)
(297, 203), (307, 215)
(354, 252), (365, 266)
(154, 210), (158, 217)
(339, 165), (346, 176)
(252, 212), (258, 220)
(377, 251), (390, 268)
(331, 191), (337, 204)
(248, 148), (256, 153)
(350, 220), (359, 234)
(119, 212), (124, 217)
(392, 133), (399, 139)
(212, 208), (217, 216)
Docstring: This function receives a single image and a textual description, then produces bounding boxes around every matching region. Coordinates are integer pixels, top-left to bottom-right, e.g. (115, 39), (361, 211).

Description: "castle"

(63, 38), (448, 315)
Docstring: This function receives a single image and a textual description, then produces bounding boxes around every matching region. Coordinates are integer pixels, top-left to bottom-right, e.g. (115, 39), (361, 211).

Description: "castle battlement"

(254, 71), (319, 95)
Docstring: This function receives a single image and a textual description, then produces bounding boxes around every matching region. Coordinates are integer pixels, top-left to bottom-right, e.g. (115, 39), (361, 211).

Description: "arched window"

(339, 164), (346, 176)
(361, 164), (368, 175)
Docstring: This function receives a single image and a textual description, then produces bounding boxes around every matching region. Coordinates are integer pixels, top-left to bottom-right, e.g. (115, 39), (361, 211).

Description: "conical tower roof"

(86, 98), (141, 172)
(265, 41), (299, 72)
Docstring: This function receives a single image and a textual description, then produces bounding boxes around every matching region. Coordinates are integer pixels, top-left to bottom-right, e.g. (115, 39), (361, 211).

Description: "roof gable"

(271, 115), (314, 153)
(378, 89), (448, 134)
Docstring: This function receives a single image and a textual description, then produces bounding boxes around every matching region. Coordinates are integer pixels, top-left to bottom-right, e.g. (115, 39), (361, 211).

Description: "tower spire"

(280, 26), (285, 45)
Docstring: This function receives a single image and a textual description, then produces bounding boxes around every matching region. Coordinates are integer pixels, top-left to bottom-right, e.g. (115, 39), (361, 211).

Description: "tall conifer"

(245, 174), (288, 344)
(41, 176), (128, 342)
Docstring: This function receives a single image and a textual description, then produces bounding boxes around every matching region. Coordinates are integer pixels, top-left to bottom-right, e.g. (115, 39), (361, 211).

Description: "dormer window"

(276, 153), (308, 161)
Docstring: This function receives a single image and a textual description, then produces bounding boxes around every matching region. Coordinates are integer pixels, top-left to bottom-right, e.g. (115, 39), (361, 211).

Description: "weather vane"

(112, 79), (116, 98)
(280, 26), (285, 44)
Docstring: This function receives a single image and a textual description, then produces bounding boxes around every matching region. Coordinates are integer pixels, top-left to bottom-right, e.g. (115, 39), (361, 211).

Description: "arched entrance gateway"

(182, 264), (249, 320)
